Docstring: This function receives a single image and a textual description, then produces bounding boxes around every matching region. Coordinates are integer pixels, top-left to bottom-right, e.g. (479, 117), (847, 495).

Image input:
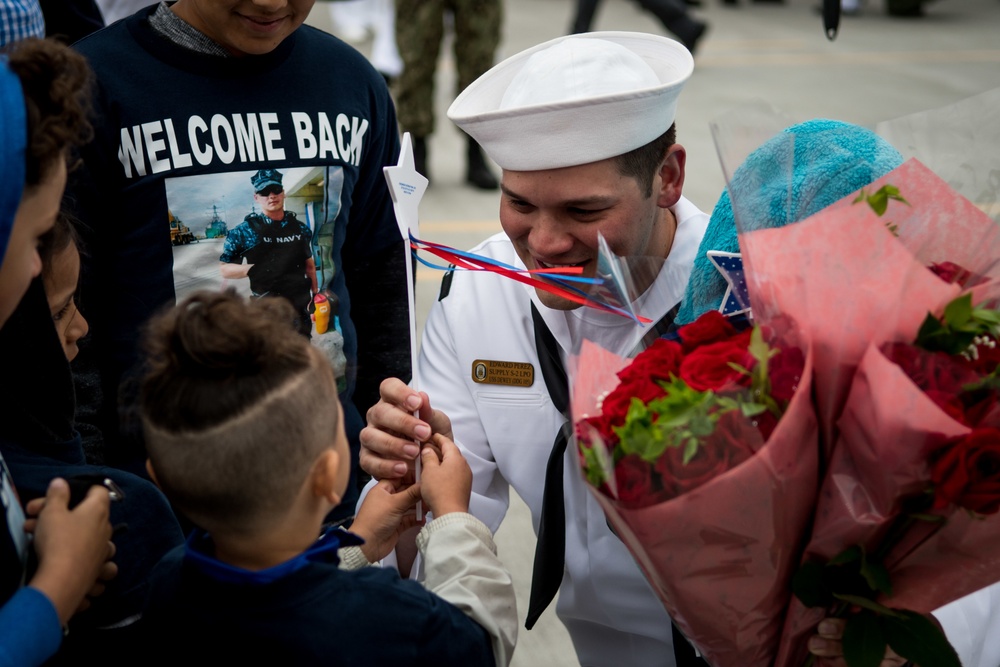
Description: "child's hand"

(419, 434), (471, 517)
(351, 479), (422, 563)
(26, 478), (117, 625)
(808, 618), (910, 667)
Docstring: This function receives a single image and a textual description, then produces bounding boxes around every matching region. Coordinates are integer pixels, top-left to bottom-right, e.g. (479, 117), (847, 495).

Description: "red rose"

(711, 409), (766, 456)
(677, 310), (738, 353)
(968, 335), (1000, 376)
(924, 390), (970, 426)
(883, 342), (980, 395)
(768, 345), (806, 403)
(966, 396), (1000, 429)
(677, 331), (754, 392)
(599, 377), (666, 429)
(577, 414), (616, 448)
(613, 454), (656, 507)
(655, 410), (757, 496)
(930, 427), (1000, 515)
(929, 261), (976, 286)
(754, 411), (779, 442)
(618, 338), (683, 386)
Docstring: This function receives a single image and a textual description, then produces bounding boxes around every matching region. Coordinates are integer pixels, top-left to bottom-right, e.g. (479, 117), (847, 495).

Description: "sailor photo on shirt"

(164, 166), (344, 336)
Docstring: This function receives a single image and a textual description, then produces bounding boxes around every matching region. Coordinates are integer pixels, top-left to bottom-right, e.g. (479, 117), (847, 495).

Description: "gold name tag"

(471, 359), (535, 387)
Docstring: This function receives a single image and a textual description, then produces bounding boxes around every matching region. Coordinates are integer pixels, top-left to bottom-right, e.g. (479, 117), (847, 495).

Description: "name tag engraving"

(471, 359), (535, 387)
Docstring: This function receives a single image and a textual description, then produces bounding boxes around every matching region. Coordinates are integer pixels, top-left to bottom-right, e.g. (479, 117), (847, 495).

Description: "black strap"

(525, 303), (571, 630)
(525, 300), (683, 633)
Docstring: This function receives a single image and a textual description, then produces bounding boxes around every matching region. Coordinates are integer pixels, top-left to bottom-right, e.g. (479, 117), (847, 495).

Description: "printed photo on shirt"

(164, 166), (346, 337)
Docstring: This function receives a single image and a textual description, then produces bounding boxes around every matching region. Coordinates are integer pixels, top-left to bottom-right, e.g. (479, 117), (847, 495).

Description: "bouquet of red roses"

(715, 149), (1000, 665)
(774, 290), (1000, 667)
(697, 110), (1000, 665)
(572, 309), (818, 666)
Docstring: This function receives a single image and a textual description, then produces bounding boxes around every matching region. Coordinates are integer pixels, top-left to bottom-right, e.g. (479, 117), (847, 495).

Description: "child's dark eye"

(53, 300), (73, 322)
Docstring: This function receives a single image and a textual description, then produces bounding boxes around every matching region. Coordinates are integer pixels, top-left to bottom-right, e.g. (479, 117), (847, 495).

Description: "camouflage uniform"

(393, 0), (502, 138)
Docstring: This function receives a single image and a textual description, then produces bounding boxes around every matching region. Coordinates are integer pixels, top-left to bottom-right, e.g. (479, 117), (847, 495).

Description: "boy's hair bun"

(145, 289), (306, 383)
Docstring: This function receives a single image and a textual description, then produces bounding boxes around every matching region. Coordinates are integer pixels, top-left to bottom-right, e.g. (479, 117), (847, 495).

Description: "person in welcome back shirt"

(66, 0), (410, 525)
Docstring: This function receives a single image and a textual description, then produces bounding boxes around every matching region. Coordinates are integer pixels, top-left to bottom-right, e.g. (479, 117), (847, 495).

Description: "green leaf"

(579, 443), (609, 488)
(881, 610), (962, 667)
(842, 611), (887, 667)
(854, 184), (909, 219)
(943, 293), (973, 327)
(833, 594), (899, 617)
(915, 312), (945, 345)
(829, 545), (863, 566)
(914, 293), (1000, 355)
(859, 559), (892, 597)
(727, 361), (752, 378)
(791, 561), (832, 608)
(973, 307), (1000, 327)
(739, 401), (768, 417)
(881, 185), (908, 204)
(869, 189), (889, 216)
(682, 437), (699, 465)
(748, 325), (778, 365)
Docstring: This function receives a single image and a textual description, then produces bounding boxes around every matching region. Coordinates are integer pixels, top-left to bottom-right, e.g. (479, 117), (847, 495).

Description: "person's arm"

(358, 379), (446, 577)
(359, 287), (512, 576)
(218, 232), (252, 280)
(360, 287), (511, 496)
(0, 587), (63, 667)
(24, 479), (116, 627)
(339, 478), (422, 571)
(218, 261), (251, 280)
(305, 257), (318, 295)
(416, 437), (517, 667)
(807, 618), (909, 667)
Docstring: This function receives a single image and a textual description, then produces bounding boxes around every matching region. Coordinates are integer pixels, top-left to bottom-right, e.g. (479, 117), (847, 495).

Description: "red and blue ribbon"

(409, 234), (651, 323)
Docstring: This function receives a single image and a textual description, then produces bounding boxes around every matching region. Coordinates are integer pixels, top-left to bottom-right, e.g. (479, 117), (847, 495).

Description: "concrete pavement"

(309, 1), (1000, 664)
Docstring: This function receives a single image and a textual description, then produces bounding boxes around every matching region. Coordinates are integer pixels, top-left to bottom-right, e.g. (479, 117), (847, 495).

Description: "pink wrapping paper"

(568, 157), (1000, 666)
(773, 343), (1000, 667)
(739, 159), (1000, 453)
(572, 341), (818, 667)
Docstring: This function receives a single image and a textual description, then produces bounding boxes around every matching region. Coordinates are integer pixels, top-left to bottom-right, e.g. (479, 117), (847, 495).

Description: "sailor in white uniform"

(360, 30), (1000, 667)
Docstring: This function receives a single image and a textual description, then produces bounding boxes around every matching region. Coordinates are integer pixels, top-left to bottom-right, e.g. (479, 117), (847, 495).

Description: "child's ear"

(311, 449), (342, 507)
(145, 459), (162, 489)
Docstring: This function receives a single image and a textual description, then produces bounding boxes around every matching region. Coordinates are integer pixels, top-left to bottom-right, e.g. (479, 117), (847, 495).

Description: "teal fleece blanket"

(676, 119), (904, 325)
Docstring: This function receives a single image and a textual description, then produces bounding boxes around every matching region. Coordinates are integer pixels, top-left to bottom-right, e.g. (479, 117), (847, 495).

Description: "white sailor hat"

(447, 31), (693, 172)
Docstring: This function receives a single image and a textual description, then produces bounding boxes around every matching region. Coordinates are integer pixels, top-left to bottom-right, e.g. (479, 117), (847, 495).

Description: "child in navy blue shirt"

(137, 290), (516, 666)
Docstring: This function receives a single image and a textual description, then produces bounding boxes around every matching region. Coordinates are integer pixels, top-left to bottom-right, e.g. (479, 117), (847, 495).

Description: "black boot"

(413, 136), (429, 183)
(466, 138), (498, 190)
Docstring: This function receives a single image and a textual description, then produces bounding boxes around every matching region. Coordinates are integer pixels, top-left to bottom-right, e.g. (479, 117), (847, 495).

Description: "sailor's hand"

(360, 378), (454, 480)
(808, 618), (910, 667)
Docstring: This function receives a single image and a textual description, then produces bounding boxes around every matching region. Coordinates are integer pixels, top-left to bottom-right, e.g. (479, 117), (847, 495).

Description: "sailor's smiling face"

(499, 156), (679, 311)
(170, 0), (315, 57)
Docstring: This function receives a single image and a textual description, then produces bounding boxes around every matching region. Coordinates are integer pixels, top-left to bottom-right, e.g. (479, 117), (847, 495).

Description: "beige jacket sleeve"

(416, 512), (518, 667)
(338, 545), (371, 571)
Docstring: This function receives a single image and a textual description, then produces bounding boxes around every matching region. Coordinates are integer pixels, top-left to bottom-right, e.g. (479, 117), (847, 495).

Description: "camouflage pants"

(394, 0), (503, 137)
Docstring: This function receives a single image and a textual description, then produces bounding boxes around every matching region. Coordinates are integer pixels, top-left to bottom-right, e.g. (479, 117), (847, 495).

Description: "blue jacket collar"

(184, 526), (364, 585)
